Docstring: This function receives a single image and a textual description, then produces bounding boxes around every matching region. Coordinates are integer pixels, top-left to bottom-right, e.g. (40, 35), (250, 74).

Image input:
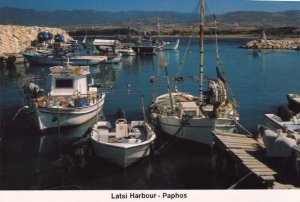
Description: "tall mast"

(199, 0), (205, 102)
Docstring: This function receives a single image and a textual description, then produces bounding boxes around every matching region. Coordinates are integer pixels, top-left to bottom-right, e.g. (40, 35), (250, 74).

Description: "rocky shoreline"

(0, 25), (72, 56)
(241, 39), (300, 49)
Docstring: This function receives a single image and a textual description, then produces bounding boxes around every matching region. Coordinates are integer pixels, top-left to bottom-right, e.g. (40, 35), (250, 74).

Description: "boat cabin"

(49, 66), (90, 96)
(177, 101), (200, 117)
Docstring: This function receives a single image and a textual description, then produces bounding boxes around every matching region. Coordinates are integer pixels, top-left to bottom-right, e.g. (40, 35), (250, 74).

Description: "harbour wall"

(241, 39), (300, 49)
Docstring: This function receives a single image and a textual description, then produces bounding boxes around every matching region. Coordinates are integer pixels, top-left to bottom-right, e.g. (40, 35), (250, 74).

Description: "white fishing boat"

(22, 65), (105, 130)
(90, 105), (156, 167)
(149, 0), (239, 146)
(264, 113), (300, 133)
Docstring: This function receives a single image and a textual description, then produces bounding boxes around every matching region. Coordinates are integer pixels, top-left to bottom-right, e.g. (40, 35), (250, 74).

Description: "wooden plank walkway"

(213, 131), (297, 189)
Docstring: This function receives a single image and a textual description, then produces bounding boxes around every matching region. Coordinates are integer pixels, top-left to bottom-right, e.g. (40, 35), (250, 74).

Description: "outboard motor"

(54, 34), (65, 43)
(23, 83), (44, 98)
(116, 108), (126, 120)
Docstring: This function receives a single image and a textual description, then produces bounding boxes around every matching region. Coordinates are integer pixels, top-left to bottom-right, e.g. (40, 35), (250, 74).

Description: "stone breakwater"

(241, 39), (300, 49)
(0, 25), (72, 56)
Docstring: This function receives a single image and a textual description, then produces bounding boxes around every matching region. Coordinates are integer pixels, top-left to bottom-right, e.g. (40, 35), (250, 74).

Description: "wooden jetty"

(213, 131), (297, 189)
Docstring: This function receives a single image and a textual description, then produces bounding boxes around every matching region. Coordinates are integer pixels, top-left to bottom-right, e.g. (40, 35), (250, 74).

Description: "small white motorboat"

(90, 108), (156, 168)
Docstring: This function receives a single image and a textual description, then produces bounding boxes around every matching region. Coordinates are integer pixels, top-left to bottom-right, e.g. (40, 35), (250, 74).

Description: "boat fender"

(67, 97), (75, 107)
(60, 100), (67, 108)
(23, 83), (39, 94)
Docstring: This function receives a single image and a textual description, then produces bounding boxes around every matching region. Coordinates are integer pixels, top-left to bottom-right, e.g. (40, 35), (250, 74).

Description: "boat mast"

(199, 0), (205, 102)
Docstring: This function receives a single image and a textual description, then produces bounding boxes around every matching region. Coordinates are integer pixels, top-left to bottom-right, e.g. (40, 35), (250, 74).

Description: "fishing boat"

(22, 52), (104, 66)
(22, 65), (105, 130)
(287, 93), (300, 113)
(90, 97), (156, 168)
(92, 39), (122, 64)
(148, 0), (239, 146)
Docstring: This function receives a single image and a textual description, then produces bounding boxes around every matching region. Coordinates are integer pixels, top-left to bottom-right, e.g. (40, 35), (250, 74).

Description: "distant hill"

(0, 7), (193, 26)
(0, 7), (300, 28)
(215, 10), (300, 28)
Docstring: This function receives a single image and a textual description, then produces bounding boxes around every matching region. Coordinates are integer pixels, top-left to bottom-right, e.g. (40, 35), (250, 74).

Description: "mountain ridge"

(0, 7), (300, 28)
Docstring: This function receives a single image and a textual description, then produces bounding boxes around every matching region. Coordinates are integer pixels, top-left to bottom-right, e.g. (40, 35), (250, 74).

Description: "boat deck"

(213, 131), (298, 189)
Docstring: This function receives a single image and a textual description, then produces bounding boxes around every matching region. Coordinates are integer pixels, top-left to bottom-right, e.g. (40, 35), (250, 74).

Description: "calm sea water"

(1, 37), (300, 190)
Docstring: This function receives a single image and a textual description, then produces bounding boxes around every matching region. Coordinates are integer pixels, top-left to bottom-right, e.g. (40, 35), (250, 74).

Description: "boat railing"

(31, 90), (102, 108)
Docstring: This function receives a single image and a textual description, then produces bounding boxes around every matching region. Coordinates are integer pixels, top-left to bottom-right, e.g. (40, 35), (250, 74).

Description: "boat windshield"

(55, 79), (73, 88)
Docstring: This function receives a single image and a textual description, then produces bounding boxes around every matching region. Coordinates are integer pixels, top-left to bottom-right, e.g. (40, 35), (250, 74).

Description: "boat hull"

(91, 140), (153, 167)
(100, 56), (122, 64)
(287, 93), (300, 113)
(259, 127), (297, 157)
(23, 53), (100, 66)
(35, 96), (105, 130)
(131, 46), (156, 55)
(152, 113), (236, 146)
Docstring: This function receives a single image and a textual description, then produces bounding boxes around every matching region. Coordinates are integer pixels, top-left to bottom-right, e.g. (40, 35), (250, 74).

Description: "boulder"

(0, 25), (73, 56)
(241, 39), (299, 49)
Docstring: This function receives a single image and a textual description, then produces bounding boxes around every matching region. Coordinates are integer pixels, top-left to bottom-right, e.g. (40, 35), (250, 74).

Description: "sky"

(0, 0), (300, 13)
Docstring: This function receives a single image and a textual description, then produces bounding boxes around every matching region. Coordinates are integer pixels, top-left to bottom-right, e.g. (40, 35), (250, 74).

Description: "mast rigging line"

(209, 14), (239, 108)
(174, 0), (200, 83)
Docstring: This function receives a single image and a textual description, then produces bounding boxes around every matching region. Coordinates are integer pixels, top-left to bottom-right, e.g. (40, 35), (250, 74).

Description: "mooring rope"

(232, 119), (255, 138)
(228, 172), (252, 189)
(154, 115), (192, 155)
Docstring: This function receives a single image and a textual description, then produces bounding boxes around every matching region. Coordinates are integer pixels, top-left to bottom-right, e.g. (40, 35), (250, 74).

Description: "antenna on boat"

(140, 92), (147, 123)
(199, 0), (205, 102)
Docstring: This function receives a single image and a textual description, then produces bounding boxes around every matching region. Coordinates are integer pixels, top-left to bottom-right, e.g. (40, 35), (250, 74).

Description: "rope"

(175, 1), (200, 76)
(228, 172), (252, 189)
(233, 119), (255, 138)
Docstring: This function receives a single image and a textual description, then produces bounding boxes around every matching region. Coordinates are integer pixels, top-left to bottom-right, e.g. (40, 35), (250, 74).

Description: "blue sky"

(0, 0), (300, 13)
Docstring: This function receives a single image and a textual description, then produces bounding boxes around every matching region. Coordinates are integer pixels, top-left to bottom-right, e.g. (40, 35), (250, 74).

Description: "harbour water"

(1, 37), (300, 189)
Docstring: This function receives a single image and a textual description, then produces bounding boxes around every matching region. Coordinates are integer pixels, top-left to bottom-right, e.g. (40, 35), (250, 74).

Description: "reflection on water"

(1, 38), (300, 189)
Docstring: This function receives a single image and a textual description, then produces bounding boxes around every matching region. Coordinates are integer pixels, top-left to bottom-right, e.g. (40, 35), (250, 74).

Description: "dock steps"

(213, 131), (298, 189)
